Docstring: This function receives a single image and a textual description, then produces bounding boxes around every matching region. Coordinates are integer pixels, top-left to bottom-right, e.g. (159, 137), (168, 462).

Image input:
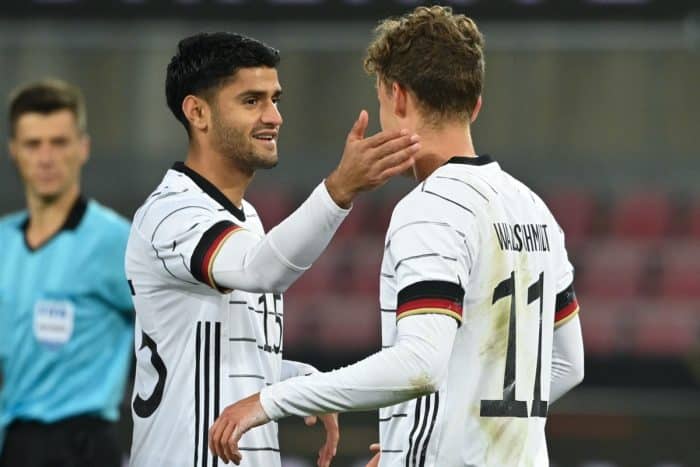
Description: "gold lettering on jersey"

(493, 223), (550, 252)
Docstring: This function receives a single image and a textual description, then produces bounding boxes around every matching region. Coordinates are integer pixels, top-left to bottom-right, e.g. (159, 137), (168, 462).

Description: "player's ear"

(392, 81), (408, 119)
(182, 95), (209, 132)
(470, 95), (483, 123)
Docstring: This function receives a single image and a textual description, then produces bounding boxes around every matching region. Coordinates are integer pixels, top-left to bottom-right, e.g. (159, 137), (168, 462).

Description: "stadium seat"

(245, 188), (295, 231)
(316, 296), (381, 352)
(282, 295), (321, 350)
(577, 240), (651, 299)
(658, 241), (700, 299)
(543, 189), (597, 248)
(687, 197), (700, 238)
(632, 303), (699, 356)
(576, 298), (625, 355)
(609, 191), (672, 240)
(286, 244), (338, 296)
(348, 236), (384, 297)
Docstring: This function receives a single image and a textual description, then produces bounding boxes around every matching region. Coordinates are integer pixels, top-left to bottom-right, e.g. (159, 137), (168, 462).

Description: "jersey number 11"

(480, 271), (548, 418)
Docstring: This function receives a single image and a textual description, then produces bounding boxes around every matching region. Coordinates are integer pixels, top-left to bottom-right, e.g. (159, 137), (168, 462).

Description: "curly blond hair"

(365, 5), (485, 125)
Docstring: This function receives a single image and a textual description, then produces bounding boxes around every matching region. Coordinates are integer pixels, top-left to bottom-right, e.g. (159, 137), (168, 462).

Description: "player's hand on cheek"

(366, 443), (381, 467)
(325, 110), (420, 207)
(208, 392), (270, 464)
(303, 412), (339, 467)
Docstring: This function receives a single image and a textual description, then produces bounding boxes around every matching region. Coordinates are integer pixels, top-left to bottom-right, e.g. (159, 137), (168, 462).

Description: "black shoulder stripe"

(190, 220), (237, 285)
(555, 283), (577, 311)
(398, 281), (464, 307)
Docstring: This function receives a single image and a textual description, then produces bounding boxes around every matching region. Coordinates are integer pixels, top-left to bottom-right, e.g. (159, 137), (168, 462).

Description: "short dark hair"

(365, 6), (485, 125)
(8, 78), (87, 137)
(166, 32), (280, 133)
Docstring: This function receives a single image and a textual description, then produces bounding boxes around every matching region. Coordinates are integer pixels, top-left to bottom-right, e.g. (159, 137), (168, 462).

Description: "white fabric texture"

(550, 314), (585, 404)
(280, 360), (319, 381)
(260, 314), (457, 419)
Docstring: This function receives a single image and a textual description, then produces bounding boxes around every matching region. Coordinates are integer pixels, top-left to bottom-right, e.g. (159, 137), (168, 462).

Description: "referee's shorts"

(0, 415), (122, 467)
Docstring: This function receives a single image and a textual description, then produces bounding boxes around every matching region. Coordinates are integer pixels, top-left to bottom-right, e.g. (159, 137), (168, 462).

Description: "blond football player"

(209, 8), (584, 467)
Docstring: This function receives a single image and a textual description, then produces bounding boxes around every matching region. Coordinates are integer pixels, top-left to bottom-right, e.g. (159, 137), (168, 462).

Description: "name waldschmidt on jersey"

(493, 222), (551, 252)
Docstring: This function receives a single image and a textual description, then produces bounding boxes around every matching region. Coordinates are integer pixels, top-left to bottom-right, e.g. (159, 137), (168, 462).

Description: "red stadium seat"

(286, 242), (338, 296)
(348, 236), (384, 298)
(658, 241), (700, 299)
(577, 240), (651, 299)
(282, 295), (321, 350)
(543, 189), (596, 248)
(245, 188), (295, 231)
(688, 197), (700, 238)
(632, 303), (699, 356)
(610, 191), (672, 240)
(576, 298), (626, 355)
(316, 296), (381, 352)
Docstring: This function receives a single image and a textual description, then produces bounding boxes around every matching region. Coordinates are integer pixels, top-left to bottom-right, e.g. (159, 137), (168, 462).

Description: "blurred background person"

(0, 79), (133, 467)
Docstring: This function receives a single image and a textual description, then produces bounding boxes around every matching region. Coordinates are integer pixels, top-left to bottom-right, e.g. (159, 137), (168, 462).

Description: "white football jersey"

(127, 163), (285, 467)
(378, 155), (579, 467)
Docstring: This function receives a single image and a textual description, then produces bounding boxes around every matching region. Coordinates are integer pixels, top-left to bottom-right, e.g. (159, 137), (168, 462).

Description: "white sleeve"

(259, 314), (457, 419)
(280, 360), (318, 381)
(550, 314), (584, 404)
(210, 181), (349, 293)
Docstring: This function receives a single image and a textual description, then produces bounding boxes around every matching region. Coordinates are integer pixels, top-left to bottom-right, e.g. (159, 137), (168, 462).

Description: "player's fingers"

(304, 415), (318, 426)
(208, 419), (227, 459)
(317, 441), (336, 467)
(366, 452), (381, 467)
(226, 424), (244, 463)
(374, 137), (420, 169)
(369, 443), (381, 454)
(371, 134), (420, 162)
(377, 155), (416, 182)
(375, 143), (419, 176)
(229, 426), (243, 466)
(220, 420), (238, 463)
(321, 413), (339, 448)
(347, 110), (369, 142)
(362, 128), (409, 149)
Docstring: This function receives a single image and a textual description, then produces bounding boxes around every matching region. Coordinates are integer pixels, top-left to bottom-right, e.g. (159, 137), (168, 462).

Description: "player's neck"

(412, 123), (476, 182)
(184, 148), (252, 208)
(25, 185), (80, 248)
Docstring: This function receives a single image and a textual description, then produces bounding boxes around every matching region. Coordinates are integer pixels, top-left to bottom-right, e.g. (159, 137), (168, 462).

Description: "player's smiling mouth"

(252, 131), (277, 141)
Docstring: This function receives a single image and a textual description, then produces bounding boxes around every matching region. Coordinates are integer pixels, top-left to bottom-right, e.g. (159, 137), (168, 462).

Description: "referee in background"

(0, 79), (134, 467)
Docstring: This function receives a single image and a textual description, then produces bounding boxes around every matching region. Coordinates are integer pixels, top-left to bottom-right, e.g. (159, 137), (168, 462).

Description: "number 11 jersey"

(378, 155), (579, 467)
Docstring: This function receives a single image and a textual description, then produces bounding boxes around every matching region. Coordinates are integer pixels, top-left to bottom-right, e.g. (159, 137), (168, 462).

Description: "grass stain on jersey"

(480, 416), (529, 466)
(408, 373), (436, 395)
(479, 298), (509, 360)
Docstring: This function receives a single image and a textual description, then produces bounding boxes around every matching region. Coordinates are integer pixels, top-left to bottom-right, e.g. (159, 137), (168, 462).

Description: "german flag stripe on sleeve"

(397, 280), (465, 325)
(191, 221), (243, 290)
(555, 283), (579, 327)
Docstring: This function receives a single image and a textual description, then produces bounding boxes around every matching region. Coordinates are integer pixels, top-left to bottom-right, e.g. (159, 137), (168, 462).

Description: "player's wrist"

(324, 171), (355, 209)
(259, 386), (285, 421)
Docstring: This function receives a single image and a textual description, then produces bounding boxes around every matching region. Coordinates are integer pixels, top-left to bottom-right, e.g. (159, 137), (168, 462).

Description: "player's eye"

(272, 97), (281, 105)
(244, 97), (258, 106)
(23, 140), (41, 150)
(51, 137), (69, 148)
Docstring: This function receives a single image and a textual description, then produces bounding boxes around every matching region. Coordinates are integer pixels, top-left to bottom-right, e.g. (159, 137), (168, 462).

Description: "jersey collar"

(21, 195), (88, 251)
(172, 162), (246, 222)
(445, 154), (494, 166)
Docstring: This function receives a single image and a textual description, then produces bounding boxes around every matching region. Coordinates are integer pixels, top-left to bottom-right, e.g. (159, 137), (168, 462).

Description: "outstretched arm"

(208, 314), (456, 464)
(262, 314), (456, 417)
